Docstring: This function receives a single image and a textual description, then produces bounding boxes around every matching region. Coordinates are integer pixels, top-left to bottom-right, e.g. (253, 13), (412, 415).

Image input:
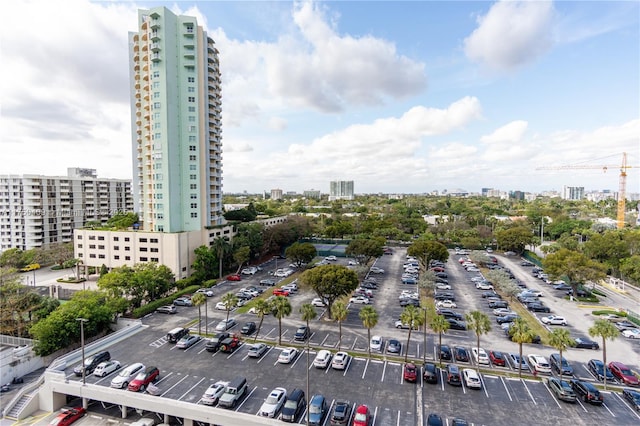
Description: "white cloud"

(480, 120), (528, 144)
(464, 0), (556, 70)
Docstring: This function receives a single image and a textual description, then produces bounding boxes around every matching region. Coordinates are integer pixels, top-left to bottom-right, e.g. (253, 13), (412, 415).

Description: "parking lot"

(45, 248), (640, 426)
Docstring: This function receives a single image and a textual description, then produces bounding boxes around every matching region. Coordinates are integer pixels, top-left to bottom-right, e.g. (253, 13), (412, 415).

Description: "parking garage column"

(121, 404), (127, 418)
(82, 398), (88, 410)
(182, 419), (193, 426)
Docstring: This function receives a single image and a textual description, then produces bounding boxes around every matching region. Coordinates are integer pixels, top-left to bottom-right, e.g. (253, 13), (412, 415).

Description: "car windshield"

(355, 412), (367, 421)
(621, 367), (633, 375)
(284, 400), (298, 409)
(310, 403), (323, 414)
(265, 395), (280, 404)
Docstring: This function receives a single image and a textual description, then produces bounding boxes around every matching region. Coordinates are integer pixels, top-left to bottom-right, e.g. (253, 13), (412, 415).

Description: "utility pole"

(76, 318), (88, 385)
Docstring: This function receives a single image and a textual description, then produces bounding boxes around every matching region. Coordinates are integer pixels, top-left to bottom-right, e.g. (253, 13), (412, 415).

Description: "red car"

(608, 361), (639, 386)
(273, 288), (290, 297)
(128, 366), (160, 392)
(352, 404), (371, 426)
(227, 274), (241, 281)
(403, 363), (417, 383)
(49, 407), (85, 426)
(489, 350), (506, 367)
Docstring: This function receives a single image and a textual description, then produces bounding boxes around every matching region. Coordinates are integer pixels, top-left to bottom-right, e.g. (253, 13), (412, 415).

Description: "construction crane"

(537, 152), (636, 229)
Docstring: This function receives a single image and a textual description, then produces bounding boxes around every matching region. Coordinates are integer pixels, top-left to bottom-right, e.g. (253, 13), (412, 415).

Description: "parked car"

(447, 318), (467, 330)
(176, 334), (201, 349)
(471, 347), (490, 365)
(489, 350), (506, 367)
(241, 266), (258, 275)
(156, 305), (177, 314)
(622, 388), (640, 411)
(370, 335), (383, 352)
(215, 318), (237, 331)
(281, 388), (306, 422)
(395, 320), (418, 330)
(426, 413), (444, 426)
(306, 394), (327, 426)
(74, 350), (111, 377)
(329, 400), (352, 426)
(273, 288), (290, 297)
(278, 348), (299, 364)
(110, 362), (145, 389)
(370, 266), (385, 274)
(259, 387), (287, 418)
(313, 350), (333, 369)
(550, 353), (574, 376)
(462, 368), (482, 389)
(403, 363), (418, 383)
(352, 405), (371, 426)
(349, 296), (370, 304)
(446, 364), (462, 386)
(226, 274), (241, 281)
(93, 360), (121, 377)
(609, 361), (640, 386)
(542, 315), (568, 326)
(201, 380), (229, 406)
(247, 343), (269, 358)
(127, 366), (159, 392)
(587, 359), (614, 382)
(454, 346), (469, 363)
(196, 288), (214, 296)
(570, 379), (604, 404)
(439, 345), (452, 361)
(260, 278), (276, 286)
(527, 354), (551, 374)
(573, 337), (600, 349)
(294, 325), (311, 341)
(173, 297), (192, 306)
(205, 332), (230, 353)
(241, 322), (257, 335)
(49, 407), (85, 426)
(527, 302), (550, 313)
(548, 377), (577, 403)
(331, 352), (350, 370)
(387, 338), (402, 354)
(423, 362), (438, 384)
(622, 328), (640, 339)
(508, 353), (530, 372)
(311, 298), (326, 307)
(436, 300), (457, 309)
(496, 314), (519, 325)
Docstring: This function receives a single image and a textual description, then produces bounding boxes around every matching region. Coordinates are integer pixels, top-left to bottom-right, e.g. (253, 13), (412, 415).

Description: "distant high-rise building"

(130, 7), (223, 232)
(270, 189), (283, 200)
(509, 190), (525, 200)
(303, 190), (321, 199)
(0, 170), (132, 252)
(329, 180), (354, 201)
(563, 186), (585, 200)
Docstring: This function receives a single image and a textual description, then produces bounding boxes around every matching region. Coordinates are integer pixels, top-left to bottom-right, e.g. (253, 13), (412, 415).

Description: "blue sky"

(1, 0), (638, 195)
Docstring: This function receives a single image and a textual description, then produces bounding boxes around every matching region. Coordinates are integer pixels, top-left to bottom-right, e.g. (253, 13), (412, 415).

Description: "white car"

(215, 302), (228, 310)
(348, 260), (359, 266)
(527, 354), (551, 374)
(324, 255), (337, 261)
(476, 282), (494, 290)
(349, 296), (370, 305)
(196, 288), (214, 297)
(201, 380), (228, 406)
(370, 266), (385, 274)
(462, 368), (482, 389)
(622, 328), (640, 339)
(436, 300), (457, 309)
(215, 318), (237, 331)
(311, 298), (326, 307)
(436, 283), (451, 290)
(541, 315), (567, 326)
(395, 321), (418, 330)
(331, 351), (350, 370)
(278, 347), (299, 364)
(241, 266), (258, 275)
(313, 350), (333, 368)
(259, 387), (287, 417)
(493, 308), (516, 316)
(370, 335), (383, 352)
(471, 348), (489, 365)
(93, 360), (121, 377)
(110, 362), (145, 389)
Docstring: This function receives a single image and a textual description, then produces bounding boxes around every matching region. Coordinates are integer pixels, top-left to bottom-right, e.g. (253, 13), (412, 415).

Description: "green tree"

(418, 271), (438, 299)
(0, 248), (25, 268)
(588, 319), (618, 390)
(543, 248), (607, 298)
(299, 265), (359, 320)
(465, 310), (492, 372)
(359, 306), (379, 358)
(430, 314), (449, 367)
(407, 239), (449, 271)
(400, 305), (424, 362)
(620, 255), (640, 284)
(191, 293), (206, 335)
(285, 242), (317, 267)
(221, 292), (238, 323)
(213, 237), (231, 279)
(331, 301), (348, 351)
(509, 318), (533, 378)
(252, 298), (272, 342)
(106, 212), (139, 229)
(495, 226), (535, 254)
(345, 238), (385, 265)
(233, 246), (251, 272)
(272, 296), (292, 345)
(548, 328), (574, 384)
(421, 303), (436, 362)
(193, 245), (218, 281)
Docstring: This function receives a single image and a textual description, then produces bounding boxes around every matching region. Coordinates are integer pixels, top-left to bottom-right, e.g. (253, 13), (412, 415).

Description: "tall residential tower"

(130, 7), (223, 232)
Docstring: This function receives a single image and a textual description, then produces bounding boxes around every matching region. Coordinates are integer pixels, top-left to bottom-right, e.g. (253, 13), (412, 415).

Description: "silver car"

(110, 362), (145, 389)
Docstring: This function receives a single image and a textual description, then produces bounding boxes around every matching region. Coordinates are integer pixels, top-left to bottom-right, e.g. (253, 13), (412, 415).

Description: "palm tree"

(272, 296), (292, 345)
(359, 306), (378, 358)
(252, 298), (272, 342)
(331, 301), (348, 351)
(509, 318), (533, 378)
(400, 305), (424, 362)
(548, 328), (573, 384)
(588, 319), (618, 390)
(429, 314), (449, 367)
(221, 292), (238, 323)
(191, 293), (206, 335)
(300, 303), (317, 426)
(465, 310), (491, 373)
(213, 236), (230, 279)
(421, 302), (436, 363)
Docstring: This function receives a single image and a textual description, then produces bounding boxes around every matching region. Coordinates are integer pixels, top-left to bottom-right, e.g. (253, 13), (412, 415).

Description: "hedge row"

(132, 284), (201, 318)
(592, 310), (628, 317)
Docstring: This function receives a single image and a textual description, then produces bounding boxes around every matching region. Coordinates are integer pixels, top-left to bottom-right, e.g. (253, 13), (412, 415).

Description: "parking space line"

(521, 380), (537, 405)
(396, 409), (401, 426)
(256, 346), (274, 364)
(178, 377), (205, 401)
(343, 357), (354, 377)
(575, 398), (589, 412)
(601, 400), (616, 417)
(439, 370), (445, 392)
(235, 385), (257, 411)
(499, 376), (512, 402)
(379, 360), (385, 382)
(160, 374), (189, 397)
(479, 374), (489, 398)
(321, 399), (335, 426)
(350, 337), (358, 350)
(320, 334), (329, 346)
(362, 358), (370, 379)
(154, 371), (173, 385)
(613, 392), (640, 420)
(372, 406), (378, 425)
(542, 381), (562, 409)
(290, 350), (306, 369)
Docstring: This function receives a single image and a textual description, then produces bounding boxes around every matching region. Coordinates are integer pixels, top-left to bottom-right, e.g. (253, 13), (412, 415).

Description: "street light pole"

(33, 269), (36, 287)
(76, 318), (88, 385)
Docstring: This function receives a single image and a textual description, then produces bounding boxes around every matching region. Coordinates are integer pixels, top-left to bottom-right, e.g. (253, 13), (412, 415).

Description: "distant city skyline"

(2, 1), (638, 194)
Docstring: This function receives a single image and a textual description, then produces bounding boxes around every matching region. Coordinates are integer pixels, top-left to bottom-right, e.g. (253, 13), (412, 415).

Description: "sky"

(1, 0), (639, 195)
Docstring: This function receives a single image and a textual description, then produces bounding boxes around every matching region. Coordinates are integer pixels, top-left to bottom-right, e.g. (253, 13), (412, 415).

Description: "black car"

(434, 293), (456, 301)
(329, 400), (352, 426)
(451, 419), (469, 426)
(400, 299), (420, 307)
(570, 379), (603, 404)
(488, 300), (508, 309)
(573, 337), (599, 350)
(454, 346), (469, 363)
(281, 388), (306, 423)
(427, 413), (444, 426)
(527, 302), (550, 313)
(241, 322), (257, 335)
(439, 345), (452, 361)
(446, 364), (462, 386)
(361, 282), (377, 289)
(423, 362), (438, 384)
(446, 318), (467, 330)
(205, 332), (230, 352)
(566, 288), (590, 297)
(587, 359), (614, 381)
(496, 314), (519, 324)
(294, 325), (311, 341)
(435, 278), (449, 284)
(434, 272), (448, 279)
(437, 309), (463, 320)
(622, 388), (640, 411)
(481, 291), (500, 299)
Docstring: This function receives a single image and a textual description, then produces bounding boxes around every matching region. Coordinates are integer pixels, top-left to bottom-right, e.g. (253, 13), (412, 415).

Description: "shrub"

(176, 276), (200, 290)
(591, 288), (607, 297)
(131, 285), (200, 318)
(592, 310), (627, 317)
(203, 279), (218, 288)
